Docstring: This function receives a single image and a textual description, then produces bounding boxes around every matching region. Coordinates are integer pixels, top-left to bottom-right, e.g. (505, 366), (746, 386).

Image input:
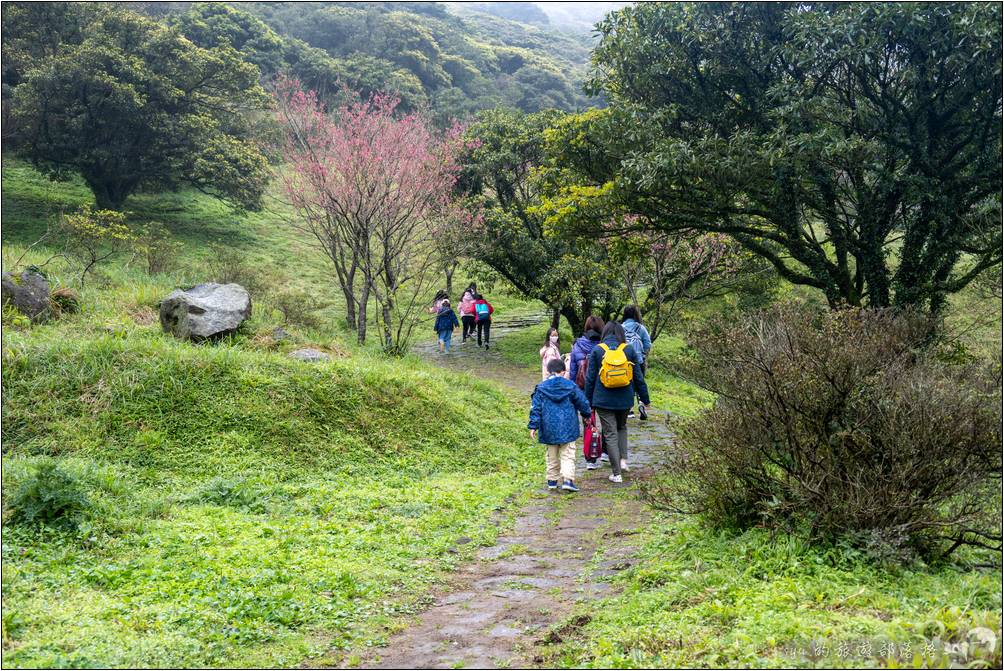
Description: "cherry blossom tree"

(275, 78), (466, 351)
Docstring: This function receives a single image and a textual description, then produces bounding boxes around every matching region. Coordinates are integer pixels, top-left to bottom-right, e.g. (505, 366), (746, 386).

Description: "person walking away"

(428, 289), (449, 314)
(473, 293), (494, 349)
(539, 327), (564, 380)
(584, 321), (650, 482)
(621, 305), (653, 420)
(529, 358), (591, 492)
(569, 315), (605, 469)
(434, 299), (460, 353)
(459, 284), (477, 342)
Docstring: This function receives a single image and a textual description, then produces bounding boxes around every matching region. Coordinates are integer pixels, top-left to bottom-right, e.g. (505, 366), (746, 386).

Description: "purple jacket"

(569, 330), (602, 386)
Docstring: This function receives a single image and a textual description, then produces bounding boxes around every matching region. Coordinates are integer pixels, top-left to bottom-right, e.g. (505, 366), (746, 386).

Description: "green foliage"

(59, 204), (136, 287)
(6, 459), (91, 529)
(271, 288), (331, 329)
(650, 305), (1003, 558)
(9, 4), (270, 210)
(133, 222), (184, 276)
(204, 242), (274, 298)
(560, 2), (1003, 314)
(538, 514), (1002, 668)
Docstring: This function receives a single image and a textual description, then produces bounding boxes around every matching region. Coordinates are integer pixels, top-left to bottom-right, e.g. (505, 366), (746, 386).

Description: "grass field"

(2, 158), (1000, 668)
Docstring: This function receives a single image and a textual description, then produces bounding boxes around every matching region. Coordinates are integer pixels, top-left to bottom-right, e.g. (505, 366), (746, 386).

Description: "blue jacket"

(584, 336), (651, 410)
(568, 330), (601, 385)
(434, 308), (459, 333)
(528, 375), (592, 445)
(622, 319), (652, 363)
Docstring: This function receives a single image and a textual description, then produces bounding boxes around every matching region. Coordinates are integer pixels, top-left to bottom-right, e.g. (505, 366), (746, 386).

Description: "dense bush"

(649, 305), (1002, 559)
(271, 288), (331, 329)
(6, 460), (91, 529)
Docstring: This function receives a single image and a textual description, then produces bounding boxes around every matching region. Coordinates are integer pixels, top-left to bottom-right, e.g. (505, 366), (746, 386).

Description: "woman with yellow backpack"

(582, 322), (650, 482)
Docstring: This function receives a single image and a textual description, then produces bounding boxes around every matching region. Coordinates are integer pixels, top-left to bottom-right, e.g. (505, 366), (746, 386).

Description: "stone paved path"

(346, 319), (675, 669)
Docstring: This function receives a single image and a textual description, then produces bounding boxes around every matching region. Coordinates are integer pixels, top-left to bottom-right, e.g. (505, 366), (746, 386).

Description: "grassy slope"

(0, 160), (542, 667)
(3, 159), (1000, 668)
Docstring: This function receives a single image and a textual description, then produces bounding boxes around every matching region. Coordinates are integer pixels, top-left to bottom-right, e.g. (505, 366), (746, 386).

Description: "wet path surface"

(348, 320), (675, 669)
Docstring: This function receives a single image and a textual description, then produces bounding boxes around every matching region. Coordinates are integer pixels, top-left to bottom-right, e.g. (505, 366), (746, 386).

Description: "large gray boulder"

(1, 269), (51, 321)
(159, 283), (251, 340)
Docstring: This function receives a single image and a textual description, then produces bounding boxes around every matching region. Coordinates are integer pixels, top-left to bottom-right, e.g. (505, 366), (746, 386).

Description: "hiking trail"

(348, 317), (675, 669)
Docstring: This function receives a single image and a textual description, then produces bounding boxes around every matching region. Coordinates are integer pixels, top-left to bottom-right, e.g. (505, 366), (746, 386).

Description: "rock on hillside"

(159, 283), (251, 340)
(1, 269), (50, 321)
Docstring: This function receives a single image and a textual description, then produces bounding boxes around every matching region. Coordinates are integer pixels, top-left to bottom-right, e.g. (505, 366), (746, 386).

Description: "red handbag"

(583, 411), (603, 460)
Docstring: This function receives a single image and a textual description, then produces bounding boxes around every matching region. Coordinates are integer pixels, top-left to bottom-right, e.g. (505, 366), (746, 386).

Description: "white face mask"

(550, 335), (559, 345)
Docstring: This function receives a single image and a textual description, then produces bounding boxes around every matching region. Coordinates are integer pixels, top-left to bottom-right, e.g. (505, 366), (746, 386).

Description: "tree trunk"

(560, 305), (583, 337)
(356, 284), (369, 344)
(550, 308), (561, 330)
(444, 261), (456, 296)
(86, 175), (133, 211)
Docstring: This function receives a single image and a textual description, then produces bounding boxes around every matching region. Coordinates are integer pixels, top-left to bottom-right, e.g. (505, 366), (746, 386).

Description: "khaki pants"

(545, 442), (576, 482)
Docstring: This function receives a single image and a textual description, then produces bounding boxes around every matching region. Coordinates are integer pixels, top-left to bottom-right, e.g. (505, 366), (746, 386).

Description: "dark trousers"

(461, 315), (476, 341)
(477, 320), (491, 346)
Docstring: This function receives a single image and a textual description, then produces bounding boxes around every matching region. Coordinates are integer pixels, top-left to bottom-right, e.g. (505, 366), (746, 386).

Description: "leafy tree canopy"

(550, 2), (1002, 313)
(10, 5), (270, 211)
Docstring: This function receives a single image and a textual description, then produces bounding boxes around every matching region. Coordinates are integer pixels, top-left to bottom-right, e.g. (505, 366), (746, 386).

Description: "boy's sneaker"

(620, 460), (630, 472)
(561, 480), (579, 492)
(639, 404), (648, 421)
(600, 453), (610, 463)
(627, 409), (636, 418)
(585, 461), (598, 470)
(608, 474), (623, 483)
(547, 480), (558, 490)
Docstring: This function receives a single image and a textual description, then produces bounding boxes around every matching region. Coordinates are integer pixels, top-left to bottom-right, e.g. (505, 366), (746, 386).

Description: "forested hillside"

(150, 1), (596, 120)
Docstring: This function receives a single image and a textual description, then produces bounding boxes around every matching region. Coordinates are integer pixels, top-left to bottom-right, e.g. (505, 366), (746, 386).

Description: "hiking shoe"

(608, 474), (623, 483)
(627, 410), (636, 419)
(639, 404), (648, 421)
(485, 343), (490, 350)
(562, 480), (579, 492)
(547, 480), (558, 490)
(620, 460), (630, 472)
(585, 461), (598, 470)
(600, 453), (610, 463)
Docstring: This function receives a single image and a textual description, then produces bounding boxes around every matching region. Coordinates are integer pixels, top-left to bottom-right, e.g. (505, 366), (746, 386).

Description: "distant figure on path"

(472, 292), (494, 349)
(529, 357), (591, 493)
(584, 321), (650, 483)
(538, 327), (565, 380)
(459, 283), (477, 343)
(621, 305), (652, 419)
(434, 299), (460, 353)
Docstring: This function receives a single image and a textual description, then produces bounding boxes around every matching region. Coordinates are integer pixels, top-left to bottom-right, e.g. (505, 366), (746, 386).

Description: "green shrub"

(271, 288), (331, 328)
(133, 222), (183, 275)
(7, 460), (91, 529)
(205, 243), (273, 297)
(647, 305), (1003, 559)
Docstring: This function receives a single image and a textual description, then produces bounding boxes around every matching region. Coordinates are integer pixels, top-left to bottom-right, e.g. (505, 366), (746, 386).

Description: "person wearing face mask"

(539, 327), (564, 381)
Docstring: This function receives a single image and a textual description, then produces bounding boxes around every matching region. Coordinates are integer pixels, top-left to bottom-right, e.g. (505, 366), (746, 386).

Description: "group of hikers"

(430, 283), (493, 352)
(430, 288), (653, 494)
(530, 307), (651, 491)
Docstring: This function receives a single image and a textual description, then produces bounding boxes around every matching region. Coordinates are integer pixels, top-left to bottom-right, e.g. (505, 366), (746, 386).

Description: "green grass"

(3, 157), (1000, 669)
(0, 159), (544, 667)
(539, 514), (1002, 668)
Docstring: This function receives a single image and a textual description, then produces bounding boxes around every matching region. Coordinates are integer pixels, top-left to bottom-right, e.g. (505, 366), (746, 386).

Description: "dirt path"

(350, 321), (674, 669)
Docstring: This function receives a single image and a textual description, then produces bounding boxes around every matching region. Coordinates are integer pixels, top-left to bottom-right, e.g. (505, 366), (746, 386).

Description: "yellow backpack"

(598, 343), (634, 388)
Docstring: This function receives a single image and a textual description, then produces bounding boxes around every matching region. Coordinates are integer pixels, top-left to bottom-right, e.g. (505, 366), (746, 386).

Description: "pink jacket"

(459, 290), (475, 316)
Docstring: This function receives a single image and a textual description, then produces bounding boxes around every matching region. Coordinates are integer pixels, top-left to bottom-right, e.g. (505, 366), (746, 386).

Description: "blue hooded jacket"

(568, 329), (601, 385)
(434, 307), (460, 333)
(528, 375), (592, 445)
(584, 336), (651, 411)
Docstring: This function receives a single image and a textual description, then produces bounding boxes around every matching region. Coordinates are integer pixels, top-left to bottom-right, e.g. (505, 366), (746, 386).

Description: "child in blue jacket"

(528, 358), (592, 492)
(434, 299), (460, 353)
